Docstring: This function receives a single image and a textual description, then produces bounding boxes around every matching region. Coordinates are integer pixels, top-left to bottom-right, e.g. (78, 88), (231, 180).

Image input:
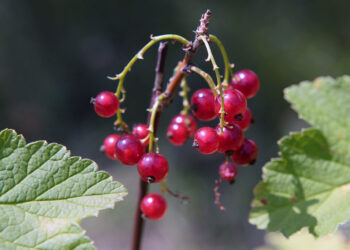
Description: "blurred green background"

(1, 0), (350, 249)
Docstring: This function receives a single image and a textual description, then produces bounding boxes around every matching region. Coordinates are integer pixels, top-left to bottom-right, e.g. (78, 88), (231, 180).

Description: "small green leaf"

(0, 129), (127, 249)
(249, 76), (350, 237)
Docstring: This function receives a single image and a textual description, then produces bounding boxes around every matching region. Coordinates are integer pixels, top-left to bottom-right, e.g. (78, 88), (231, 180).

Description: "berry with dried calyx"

(232, 138), (258, 166)
(138, 152), (169, 183)
(191, 89), (216, 121)
(193, 127), (219, 154)
(215, 89), (247, 122)
(232, 107), (252, 131)
(93, 91), (120, 117)
(167, 122), (189, 146)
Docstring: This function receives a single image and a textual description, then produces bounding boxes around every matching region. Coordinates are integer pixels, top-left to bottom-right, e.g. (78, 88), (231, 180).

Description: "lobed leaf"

(249, 76), (350, 237)
(0, 129), (127, 249)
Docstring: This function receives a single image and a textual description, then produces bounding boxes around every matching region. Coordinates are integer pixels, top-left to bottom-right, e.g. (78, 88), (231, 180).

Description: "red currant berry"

(141, 193), (167, 220)
(232, 107), (252, 131)
(167, 123), (189, 146)
(103, 134), (120, 160)
(93, 91), (119, 117)
(215, 89), (247, 122)
(138, 152), (169, 183)
(171, 114), (197, 137)
(216, 123), (244, 153)
(229, 69), (260, 99)
(190, 89), (216, 121)
(193, 127), (219, 154)
(232, 138), (258, 166)
(132, 124), (149, 146)
(115, 134), (145, 166)
(219, 162), (238, 182)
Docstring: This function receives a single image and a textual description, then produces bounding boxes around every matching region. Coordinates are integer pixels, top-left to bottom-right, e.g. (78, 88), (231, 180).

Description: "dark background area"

(1, 1), (349, 249)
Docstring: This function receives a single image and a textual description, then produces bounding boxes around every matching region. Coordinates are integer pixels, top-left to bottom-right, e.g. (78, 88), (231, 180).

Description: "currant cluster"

(92, 91), (169, 219)
(91, 11), (259, 222)
(169, 69), (259, 183)
(92, 69), (258, 219)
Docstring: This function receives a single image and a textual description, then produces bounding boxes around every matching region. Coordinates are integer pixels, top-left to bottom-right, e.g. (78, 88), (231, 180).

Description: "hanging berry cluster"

(91, 10), (258, 221)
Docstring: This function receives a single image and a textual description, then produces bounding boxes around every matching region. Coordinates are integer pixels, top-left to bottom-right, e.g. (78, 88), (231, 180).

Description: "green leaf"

(249, 76), (350, 237)
(0, 129), (127, 249)
(255, 230), (350, 250)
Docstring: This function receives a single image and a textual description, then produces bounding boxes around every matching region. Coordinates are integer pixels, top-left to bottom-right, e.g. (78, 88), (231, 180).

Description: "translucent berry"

(193, 127), (219, 154)
(137, 152), (169, 183)
(93, 91), (119, 117)
(141, 193), (167, 220)
(232, 107), (252, 131)
(232, 138), (258, 166)
(219, 162), (238, 182)
(229, 69), (260, 98)
(115, 134), (145, 165)
(171, 114), (197, 137)
(190, 89), (216, 121)
(132, 124), (149, 146)
(103, 134), (120, 160)
(167, 123), (189, 146)
(215, 89), (247, 122)
(216, 123), (244, 153)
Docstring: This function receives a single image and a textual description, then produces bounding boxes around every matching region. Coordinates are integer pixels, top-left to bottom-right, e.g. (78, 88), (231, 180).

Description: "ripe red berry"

(132, 124), (149, 146)
(141, 193), (167, 220)
(93, 91), (120, 117)
(138, 152), (169, 183)
(229, 69), (260, 99)
(190, 89), (216, 121)
(215, 89), (247, 122)
(219, 162), (238, 182)
(103, 134), (120, 160)
(232, 138), (258, 166)
(167, 123), (189, 146)
(216, 124), (244, 153)
(193, 127), (219, 154)
(171, 114), (197, 137)
(115, 134), (145, 166)
(232, 107), (252, 131)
